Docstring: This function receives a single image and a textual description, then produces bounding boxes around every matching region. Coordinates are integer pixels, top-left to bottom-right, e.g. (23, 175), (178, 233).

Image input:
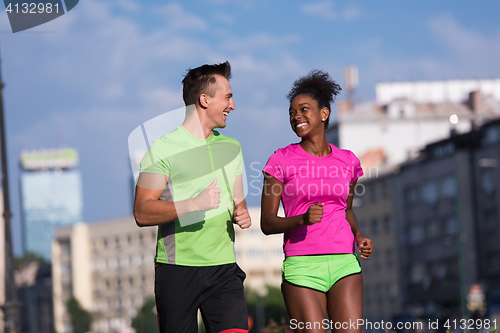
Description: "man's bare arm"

(133, 173), (221, 227)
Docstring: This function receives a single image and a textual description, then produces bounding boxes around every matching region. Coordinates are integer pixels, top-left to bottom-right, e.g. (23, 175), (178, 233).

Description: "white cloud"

(139, 88), (183, 111)
(206, 0), (258, 11)
(114, 0), (139, 12)
(341, 15), (500, 101)
(302, 1), (336, 21)
(429, 15), (500, 72)
(342, 6), (364, 21)
(213, 12), (236, 25)
(155, 3), (207, 32)
(5, 0), (318, 244)
(223, 32), (300, 54)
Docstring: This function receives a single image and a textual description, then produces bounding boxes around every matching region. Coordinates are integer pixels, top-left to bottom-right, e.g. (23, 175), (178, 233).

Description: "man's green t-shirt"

(140, 125), (243, 266)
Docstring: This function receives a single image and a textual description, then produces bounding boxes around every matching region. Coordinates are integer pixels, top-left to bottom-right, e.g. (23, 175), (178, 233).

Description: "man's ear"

(199, 94), (209, 108)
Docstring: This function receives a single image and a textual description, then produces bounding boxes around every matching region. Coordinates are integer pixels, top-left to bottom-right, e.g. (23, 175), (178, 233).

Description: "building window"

(490, 256), (500, 273)
(484, 210), (497, 230)
(383, 215), (392, 232)
(423, 181), (438, 205)
(427, 219), (440, 239)
(386, 248), (393, 268)
(373, 251), (381, 270)
(272, 248), (283, 257)
(483, 126), (500, 145)
(387, 283), (398, 300)
(433, 143), (455, 158)
(359, 220), (367, 233)
(376, 284), (384, 302)
(371, 218), (380, 235)
(248, 249), (265, 257)
(382, 181), (389, 198)
(444, 216), (457, 235)
(441, 176), (457, 198)
(103, 238), (108, 248)
(481, 169), (495, 195)
(405, 185), (418, 205)
(436, 262), (447, 280)
(411, 262), (426, 284)
(409, 225), (424, 244)
(370, 185), (377, 203)
(356, 190), (365, 206)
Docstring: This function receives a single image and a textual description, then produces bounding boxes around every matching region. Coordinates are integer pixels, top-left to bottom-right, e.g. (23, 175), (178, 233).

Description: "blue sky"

(1, 0), (500, 254)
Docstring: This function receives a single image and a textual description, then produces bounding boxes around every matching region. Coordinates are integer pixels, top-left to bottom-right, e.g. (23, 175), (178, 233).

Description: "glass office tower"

(20, 148), (83, 260)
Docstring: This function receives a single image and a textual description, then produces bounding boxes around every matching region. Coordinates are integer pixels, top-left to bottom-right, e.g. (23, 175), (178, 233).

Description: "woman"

(261, 70), (373, 333)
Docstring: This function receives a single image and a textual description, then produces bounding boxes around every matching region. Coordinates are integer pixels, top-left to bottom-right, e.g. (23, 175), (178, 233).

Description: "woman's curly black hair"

(287, 70), (342, 129)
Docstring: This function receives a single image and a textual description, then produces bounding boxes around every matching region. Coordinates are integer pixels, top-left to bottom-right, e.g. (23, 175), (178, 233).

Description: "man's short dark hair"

(182, 61), (232, 106)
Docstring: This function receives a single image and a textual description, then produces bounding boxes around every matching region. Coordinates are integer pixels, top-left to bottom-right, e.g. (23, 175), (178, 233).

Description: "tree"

(66, 296), (91, 333)
(133, 297), (159, 333)
(14, 251), (46, 270)
(245, 286), (289, 333)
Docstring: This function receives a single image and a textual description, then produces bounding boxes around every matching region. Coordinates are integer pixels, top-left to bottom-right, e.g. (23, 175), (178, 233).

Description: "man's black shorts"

(155, 262), (249, 333)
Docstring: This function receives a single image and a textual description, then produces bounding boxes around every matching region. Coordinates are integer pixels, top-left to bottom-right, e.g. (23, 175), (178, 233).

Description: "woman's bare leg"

(282, 281), (328, 333)
(326, 273), (363, 333)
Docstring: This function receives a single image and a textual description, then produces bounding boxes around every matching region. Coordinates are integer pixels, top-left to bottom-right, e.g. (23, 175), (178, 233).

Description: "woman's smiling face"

(289, 94), (328, 138)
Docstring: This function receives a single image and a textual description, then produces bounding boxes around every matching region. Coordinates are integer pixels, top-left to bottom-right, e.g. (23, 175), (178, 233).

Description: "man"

(134, 61), (251, 333)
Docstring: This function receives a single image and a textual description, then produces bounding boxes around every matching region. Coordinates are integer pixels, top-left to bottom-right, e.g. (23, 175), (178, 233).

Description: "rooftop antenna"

(343, 65), (359, 108)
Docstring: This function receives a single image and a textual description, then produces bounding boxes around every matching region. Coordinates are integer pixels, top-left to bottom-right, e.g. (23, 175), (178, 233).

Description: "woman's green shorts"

(282, 254), (361, 293)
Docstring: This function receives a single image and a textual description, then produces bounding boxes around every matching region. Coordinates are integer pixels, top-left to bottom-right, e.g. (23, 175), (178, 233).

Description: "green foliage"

(133, 297), (159, 333)
(486, 323), (497, 333)
(198, 286), (288, 333)
(14, 251), (46, 270)
(66, 297), (91, 333)
(245, 286), (289, 333)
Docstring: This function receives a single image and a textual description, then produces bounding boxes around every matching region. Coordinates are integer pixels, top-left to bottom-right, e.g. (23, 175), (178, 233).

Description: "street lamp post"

(0, 44), (22, 333)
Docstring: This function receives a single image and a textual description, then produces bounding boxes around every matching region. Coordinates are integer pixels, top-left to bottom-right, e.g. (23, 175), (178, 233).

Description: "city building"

(234, 207), (284, 293)
(473, 119), (500, 322)
(330, 79), (500, 172)
(376, 79), (500, 105)
(52, 218), (157, 333)
(0, 190), (5, 333)
(393, 118), (500, 321)
(16, 261), (54, 333)
(20, 148), (83, 260)
(129, 150), (143, 204)
(350, 116), (500, 324)
(51, 208), (284, 333)
(353, 172), (402, 324)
